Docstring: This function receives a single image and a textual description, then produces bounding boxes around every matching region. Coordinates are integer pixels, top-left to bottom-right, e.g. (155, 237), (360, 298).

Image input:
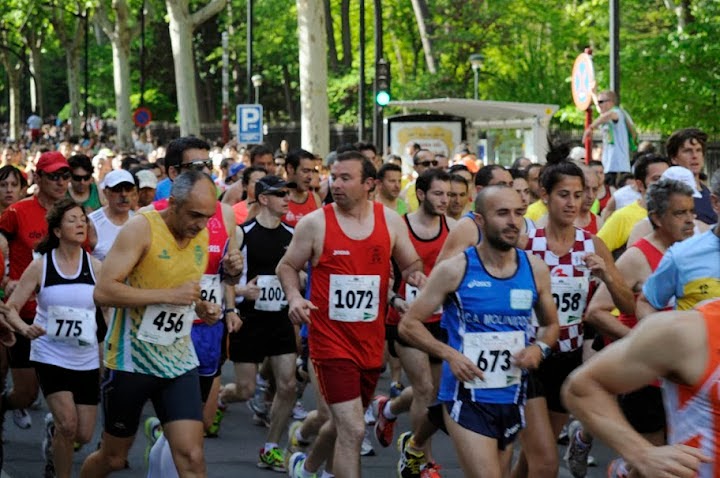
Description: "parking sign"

(236, 104), (263, 144)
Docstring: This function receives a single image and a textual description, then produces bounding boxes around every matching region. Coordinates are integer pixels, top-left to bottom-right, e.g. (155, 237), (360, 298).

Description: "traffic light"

(375, 59), (391, 107)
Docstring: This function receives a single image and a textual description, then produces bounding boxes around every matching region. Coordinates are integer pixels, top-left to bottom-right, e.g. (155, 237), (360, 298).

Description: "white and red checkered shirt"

(526, 227), (596, 352)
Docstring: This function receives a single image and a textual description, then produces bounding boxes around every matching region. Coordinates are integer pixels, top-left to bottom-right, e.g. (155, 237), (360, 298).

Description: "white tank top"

(88, 207), (133, 260)
(30, 250), (99, 370)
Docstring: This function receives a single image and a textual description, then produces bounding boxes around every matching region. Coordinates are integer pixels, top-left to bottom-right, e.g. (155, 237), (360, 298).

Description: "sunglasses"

(265, 190), (289, 198)
(180, 159), (213, 171)
(72, 173), (93, 182)
(597, 99), (609, 104)
(42, 171), (71, 181)
(309, 187), (320, 193)
(416, 160), (439, 168)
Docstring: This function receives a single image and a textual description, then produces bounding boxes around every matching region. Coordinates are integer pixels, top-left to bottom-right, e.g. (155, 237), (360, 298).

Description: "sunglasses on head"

(72, 173), (93, 182)
(42, 171), (71, 181)
(416, 160), (439, 167)
(265, 190), (289, 198)
(180, 159), (213, 171)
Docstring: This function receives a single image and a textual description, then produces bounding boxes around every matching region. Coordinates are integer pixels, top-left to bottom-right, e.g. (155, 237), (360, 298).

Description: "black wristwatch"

(535, 341), (552, 360)
(224, 307), (240, 316)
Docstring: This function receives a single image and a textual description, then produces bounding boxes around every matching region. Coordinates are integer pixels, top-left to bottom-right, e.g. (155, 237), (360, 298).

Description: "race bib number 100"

(137, 304), (194, 346)
(329, 274), (380, 322)
(255, 275), (287, 312)
(463, 331), (524, 389)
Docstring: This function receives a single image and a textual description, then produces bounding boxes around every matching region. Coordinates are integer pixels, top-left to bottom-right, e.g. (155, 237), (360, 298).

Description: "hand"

(632, 444), (711, 478)
(222, 249), (244, 278)
(392, 297), (409, 315)
(170, 281), (201, 305)
(288, 296), (317, 325)
(582, 253), (608, 282)
(406, 271), (427, 289)
(195, 300), (222, 325)
(513, 345), (543, 370)
(242, 276), (261, 301)
(21, 323), (46, 340)
(447, 349), (484, 383)
(225, 312), (243, 333)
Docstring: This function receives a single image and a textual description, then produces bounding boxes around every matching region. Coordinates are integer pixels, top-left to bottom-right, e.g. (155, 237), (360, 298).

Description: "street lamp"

(469, 53), (484, 100)
(251, 74), (263, 104)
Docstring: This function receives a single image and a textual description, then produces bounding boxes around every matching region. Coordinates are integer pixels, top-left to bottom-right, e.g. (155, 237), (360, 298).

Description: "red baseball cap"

(36, 151), (70, 173)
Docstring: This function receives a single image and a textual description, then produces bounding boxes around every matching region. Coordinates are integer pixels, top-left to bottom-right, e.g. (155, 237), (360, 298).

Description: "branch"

(94, 0), (115, 40)
(190, 0), (227, 31)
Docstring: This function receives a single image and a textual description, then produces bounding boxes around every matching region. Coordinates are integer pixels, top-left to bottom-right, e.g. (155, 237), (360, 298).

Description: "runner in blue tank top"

(399, 185), (559, 478)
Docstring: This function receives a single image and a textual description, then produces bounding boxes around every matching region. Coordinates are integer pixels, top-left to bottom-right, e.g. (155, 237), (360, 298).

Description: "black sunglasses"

(597, 99), (609, 104)
(42, 171), (71, 181)
(265, 190), (289, 198)
(308, 187), (320, 193)
(416, 160), (439, 168)
(180, 159), (213, 171)
(72, 173), (93, 182)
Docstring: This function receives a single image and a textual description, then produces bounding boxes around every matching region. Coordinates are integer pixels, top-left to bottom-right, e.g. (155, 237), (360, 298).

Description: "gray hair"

(170, 170), (214, 205)
(711, 169), (720, 197)
(646, 178), (694, 228)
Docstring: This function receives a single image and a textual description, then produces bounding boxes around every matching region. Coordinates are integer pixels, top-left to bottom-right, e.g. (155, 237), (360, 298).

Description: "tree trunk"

(296, 0), (329, 155)
(410, 0), (436, 73)
(324, 0), (338, 72)
(2, 61), (22, 141)
(26, 32), (44, 117)
(282, 63), (297, 120)
(66, 43), (83, 136)
(110, 38), (133, 149)
(340, 0), (352, 68)
(663, 0), (694, 33)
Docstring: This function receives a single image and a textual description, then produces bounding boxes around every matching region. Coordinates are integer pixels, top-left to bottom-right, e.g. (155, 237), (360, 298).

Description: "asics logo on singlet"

(467, 280), (491, 288)
(332, 250), (351, 256)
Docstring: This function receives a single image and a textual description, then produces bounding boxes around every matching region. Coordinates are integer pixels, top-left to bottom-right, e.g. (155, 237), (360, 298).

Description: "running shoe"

(397, 431), (425, 478)
(557, 423), (569, 445)
(420, 462), (443, 478)
(258, 446), (286, 472)
(564, 420), (592, 478)
(360, 428), (375, 457)
(288, 452), (317, 478)
(252, 412), (271, 428)
(364, 404), (376, 426)
(206, 406), (225, 438)
(372, 395), (396, 447)
(143, 416), (161, 465)
(292, 401), (309, 421)
(13, 408), (32, 429)
(287, 420), (311, 455)
(606, 458), (629, 478)
(389, 381), (404, 399)
(41, 413), (55, 478)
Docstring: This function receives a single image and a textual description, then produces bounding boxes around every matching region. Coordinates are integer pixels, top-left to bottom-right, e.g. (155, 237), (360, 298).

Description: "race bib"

(329, 274), (380, 322)
(137, 304), (194, 346)
(255, 275), (287, 312)
(551, 275), (589, 327)
(405, 284), (442, 314)
(200, 274), (223, 305)
(47, 306), (96, 346)
(463, 331), (524, 389)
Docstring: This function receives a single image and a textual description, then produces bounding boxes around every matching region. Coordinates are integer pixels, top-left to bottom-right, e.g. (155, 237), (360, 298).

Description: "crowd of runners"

(0, 95), (718, 478)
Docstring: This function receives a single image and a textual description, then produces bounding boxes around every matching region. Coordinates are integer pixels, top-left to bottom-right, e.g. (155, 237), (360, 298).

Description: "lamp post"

(251, 74), (263, 104)
(469, 53), (484, 100)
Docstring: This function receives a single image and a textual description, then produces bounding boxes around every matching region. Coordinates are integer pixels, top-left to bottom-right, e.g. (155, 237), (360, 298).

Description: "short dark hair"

(285, 148), (315, 173)
(336, 143), (358, 154)
(377, 163), (401, 180)
(412, 149), (432, 165)
(632, 153), (670, 184)
(416, 169), (451, 195)
(0, 165), (27, 188)
(540, 160), (585, 194)
(588, 160), (603, 169)
(448, 164), (470, 175)
(355, 142), (377, 155)
(335, 151), (376, 181)
(249, 145), (273, 165)
(165, 137), (210, 175)
(510, 168), (527, 180)
(68, 154), (93, 173)
(121, 156), (140, 171)
(475, 165), (506, 187)
(242, 165), (267, 186)
(665, 128), (707, 160)
(449, 173), (469, 189)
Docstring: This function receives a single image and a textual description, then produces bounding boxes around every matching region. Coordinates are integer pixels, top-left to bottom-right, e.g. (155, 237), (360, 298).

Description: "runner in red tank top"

(376, 170), (455, 462)
(283, 149), (320, 227)
(583, 178), (696, 474)
(564, 300), (718, 478)
(277, 151), (425, 478)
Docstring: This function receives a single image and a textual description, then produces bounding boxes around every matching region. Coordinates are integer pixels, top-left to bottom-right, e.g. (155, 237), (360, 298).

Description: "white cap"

(135, 169), (158, 189)
(661, 166), (702, 198)
(569, 146), (586, 161)
(101, 169), (135, 189)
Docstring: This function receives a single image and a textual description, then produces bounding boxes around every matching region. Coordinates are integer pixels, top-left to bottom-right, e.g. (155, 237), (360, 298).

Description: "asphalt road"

(2, 363), (616, 477)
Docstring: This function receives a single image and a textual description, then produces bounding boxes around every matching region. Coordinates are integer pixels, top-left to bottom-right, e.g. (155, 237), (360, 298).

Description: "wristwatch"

(224, 307), (240, 316)
(535, 341), (552, 360)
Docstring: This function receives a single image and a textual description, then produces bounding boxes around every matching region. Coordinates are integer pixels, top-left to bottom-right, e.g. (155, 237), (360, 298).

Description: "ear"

(168, 165), (179, 181)
(416, 188), (426, 204)
(540, 187), (549, 204)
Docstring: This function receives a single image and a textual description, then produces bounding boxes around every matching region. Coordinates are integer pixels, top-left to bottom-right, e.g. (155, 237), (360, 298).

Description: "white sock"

(147, 434), (179, 478)
(321, 471), (335, 478)
(295, 427), (307, 443)
(264, 442), (278, 451)
(383, 401), (397, 420)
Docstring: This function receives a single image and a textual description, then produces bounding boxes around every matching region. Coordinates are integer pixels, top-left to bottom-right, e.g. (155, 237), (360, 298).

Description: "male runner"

(283, 149), (321, 227)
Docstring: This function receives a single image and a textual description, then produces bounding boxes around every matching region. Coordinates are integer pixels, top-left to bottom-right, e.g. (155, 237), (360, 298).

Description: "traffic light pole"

(373, 0), (383, 152)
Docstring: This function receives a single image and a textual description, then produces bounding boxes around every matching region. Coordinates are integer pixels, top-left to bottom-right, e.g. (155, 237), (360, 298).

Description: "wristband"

(535, 341), (552, 360)
(224, 307), (239, 316)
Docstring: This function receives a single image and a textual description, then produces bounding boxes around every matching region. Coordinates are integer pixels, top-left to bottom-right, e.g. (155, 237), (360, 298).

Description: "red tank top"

(618, 238), (664, 330)
(598, 185), (612, 212)
(387, 214), (449, 326)
(582, 213), (599, 235)
(283, 193), (318, 227)
(309, 202), (391, 369)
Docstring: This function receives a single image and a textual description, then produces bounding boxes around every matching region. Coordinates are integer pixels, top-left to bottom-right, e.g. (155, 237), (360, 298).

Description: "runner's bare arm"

(220, 203), (243, 283)
(0, 258), (45, 337)
(386, 208), (424, 286)
(635, 292), (661, 320)
(94, 215), (199, 308)
(0, 232), (8, 260)
(87, 220), (98, 252)
(435, 217), (478, 264)
(400, 255), (482, 382)
(528, 253), (560, 348)
(588, 236), (635, 315)
(563, 311), (711, 477)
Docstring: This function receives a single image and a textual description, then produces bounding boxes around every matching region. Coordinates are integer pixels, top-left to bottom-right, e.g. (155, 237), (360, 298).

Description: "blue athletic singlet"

(439, 247), (537, 405)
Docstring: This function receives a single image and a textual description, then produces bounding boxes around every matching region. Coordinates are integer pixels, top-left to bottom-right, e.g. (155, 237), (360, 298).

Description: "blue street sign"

(236, 104), (263, 144)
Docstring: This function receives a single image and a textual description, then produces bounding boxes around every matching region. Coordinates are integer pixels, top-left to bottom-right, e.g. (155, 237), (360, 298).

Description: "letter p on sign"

(236, 104), (263, 144)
